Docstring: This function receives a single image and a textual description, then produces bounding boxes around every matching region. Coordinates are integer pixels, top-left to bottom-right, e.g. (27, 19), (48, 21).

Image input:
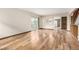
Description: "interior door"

(61, 17), (67, 29)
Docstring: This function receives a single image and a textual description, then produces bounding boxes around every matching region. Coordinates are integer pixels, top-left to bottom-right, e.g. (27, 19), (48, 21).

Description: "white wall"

(67, 15), (71, 30)
(0, 8), (38, 38)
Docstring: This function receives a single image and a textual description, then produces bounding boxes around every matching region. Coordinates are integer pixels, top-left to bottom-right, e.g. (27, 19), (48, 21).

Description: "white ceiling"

(20, 8), (74, 16)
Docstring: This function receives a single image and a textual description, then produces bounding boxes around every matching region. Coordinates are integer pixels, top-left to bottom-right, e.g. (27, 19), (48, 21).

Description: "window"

(46, 18), (61, 29)
(44, 18), (60, 29)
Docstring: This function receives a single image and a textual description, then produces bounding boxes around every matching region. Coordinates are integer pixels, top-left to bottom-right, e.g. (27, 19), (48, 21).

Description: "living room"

(0, 8), (79, 50)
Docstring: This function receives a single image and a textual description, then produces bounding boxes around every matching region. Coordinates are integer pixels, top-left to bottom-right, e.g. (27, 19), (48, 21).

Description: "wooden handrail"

(72, 8), (79, 24)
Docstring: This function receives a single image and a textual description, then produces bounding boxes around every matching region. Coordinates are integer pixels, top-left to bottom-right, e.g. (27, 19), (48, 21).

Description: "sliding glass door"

(31, 17), (38, 30)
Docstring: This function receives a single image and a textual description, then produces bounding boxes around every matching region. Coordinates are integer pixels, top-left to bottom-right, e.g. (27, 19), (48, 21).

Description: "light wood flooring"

(0, 29), (79, 50)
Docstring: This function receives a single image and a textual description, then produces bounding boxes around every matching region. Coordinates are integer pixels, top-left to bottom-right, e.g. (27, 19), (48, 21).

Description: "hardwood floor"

(0, 29), (79, 50)
(0, 32), (32, 50)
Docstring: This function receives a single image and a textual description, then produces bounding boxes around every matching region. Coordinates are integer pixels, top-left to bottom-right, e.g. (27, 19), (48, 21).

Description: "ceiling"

(20, 8), (74, 16)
